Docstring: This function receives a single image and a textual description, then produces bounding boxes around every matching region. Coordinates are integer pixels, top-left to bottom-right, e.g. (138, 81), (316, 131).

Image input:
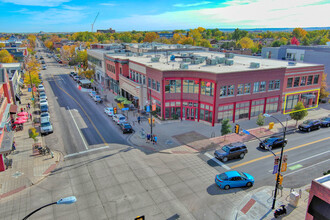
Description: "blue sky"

(0, 0), (329, 33)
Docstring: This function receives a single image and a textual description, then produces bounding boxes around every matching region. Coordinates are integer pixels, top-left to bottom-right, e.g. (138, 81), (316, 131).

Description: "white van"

(40, 117), (53, 135)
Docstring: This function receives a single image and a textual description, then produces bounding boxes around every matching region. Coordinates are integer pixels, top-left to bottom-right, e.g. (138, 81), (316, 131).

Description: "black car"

(70, 72), (77, 77)
(320, 117), (330, 127)
(120, 122), (133, 134)
(298, 120), (321, 132)
(214, 142), (248, 162)
(259, 136), (287, 150)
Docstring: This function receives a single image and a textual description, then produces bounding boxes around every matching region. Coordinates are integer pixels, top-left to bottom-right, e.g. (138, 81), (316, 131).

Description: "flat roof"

(108, 51), (320, 74)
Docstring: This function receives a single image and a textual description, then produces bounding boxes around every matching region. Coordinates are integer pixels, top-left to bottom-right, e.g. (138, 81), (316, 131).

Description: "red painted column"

(212, 82), (217, 127)
(263, 97), (267, 114)
(233, 102), (236, 123)
(0, 154), (5, 172)
(180, 78), (183, 120)
(248, 100), (252, 120)
(197, 79), (201, 122)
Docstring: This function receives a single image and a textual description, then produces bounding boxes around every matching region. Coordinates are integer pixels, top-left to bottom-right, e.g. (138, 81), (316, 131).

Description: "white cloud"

(99, 3), (116, 6)
(173, 1), (211, 7)
(102, 0), (330, 30)
(2, 0), (70, 7)
(28, 8), (87, 24)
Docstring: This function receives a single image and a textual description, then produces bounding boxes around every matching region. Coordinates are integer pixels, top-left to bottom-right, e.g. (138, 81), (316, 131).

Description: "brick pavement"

(0, 87), (61, 200)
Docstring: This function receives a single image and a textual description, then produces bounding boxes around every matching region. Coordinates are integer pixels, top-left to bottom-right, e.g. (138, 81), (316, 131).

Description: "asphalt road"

(36, 46), (128, 155)
(202, 127), (330, 188)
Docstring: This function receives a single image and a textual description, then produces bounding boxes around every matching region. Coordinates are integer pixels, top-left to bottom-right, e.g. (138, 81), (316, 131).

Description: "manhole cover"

(12, 171), (23, 178)
(166, 140), (173, 145)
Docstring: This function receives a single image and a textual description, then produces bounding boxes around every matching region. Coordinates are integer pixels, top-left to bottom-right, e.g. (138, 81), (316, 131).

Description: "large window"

(220, 85), (235, 97)
(156, 82), (160, 92)
(165, 80), (181, 93)
(244, 83), (251, 94)
(307, 76), (313, 85)
(182, 80), (199, 94)
(152, 79), (156, 90)
(300, 76), (306, 86)
(287, 78), (293, 88)
(235, 102), (250, 120)
(200, 103), (213, 123)
(269, 80), (280, 90)
(313, 75), (319, 84)
(286, 95), (299, 110)
(253, 82), (259, 93)
(266, 97), (279, 113)
(294, 77), (300, 87)
(237, 84), (244, 95)
(260, 81), (266, 92)
(165, 102), (181, 119)
(148, 78), (151, 88)
(251, 99), (265, 117)
(200, 81), (214, 96)
(218, 104), (234, 122)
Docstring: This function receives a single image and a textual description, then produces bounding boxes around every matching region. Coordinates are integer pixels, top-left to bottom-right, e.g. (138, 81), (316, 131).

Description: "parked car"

(120, 122), (133, 134)
(40, 117), (53, 135)
(38, 84), (44, 91)
(73, 76), (80, 81)
(320, 117), (330, 127)
(40, 99), (48, 106)
(70, 72), (77, 77)
(93, 95), (102, 102)
(41, 60), (45, 64)
(214, 142), (248, 162)
(40, 112), (50, 120)
(259, 136), (287, 150)
(58, 60), (62, 64)
(42, 65), (47, 70)
(89, 91), (96, 98)
(298, 120), (321, 132)
(39, 94), (47, 100)
(113, 114), (126, 124)
(39, 91), (46, 96)
(104, 107), (114, 117)
(215, 171), (254, 190)
(40, 103), (49, 113)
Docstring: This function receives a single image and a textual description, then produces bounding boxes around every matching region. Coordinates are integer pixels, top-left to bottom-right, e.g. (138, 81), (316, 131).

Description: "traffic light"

(135, 216), (145, 220)
(281, 162), (287, 172)
(148, 118), (155, 124)
(235, 124), (240, 134)
(148, 118), (151, 124)
(276, 173), (283, 185)
(114, 107), (117, 114)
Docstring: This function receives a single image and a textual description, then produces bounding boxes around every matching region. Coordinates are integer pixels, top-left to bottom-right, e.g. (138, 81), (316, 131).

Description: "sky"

(0, 0), (329, 33)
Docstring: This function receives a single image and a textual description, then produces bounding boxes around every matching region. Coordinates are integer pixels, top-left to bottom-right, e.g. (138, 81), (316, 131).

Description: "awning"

(79, 79), (92, 85)
(302, 94), (316, 99)
(18, 78), (24, 87)
(9, 104), (18, 114)
(308, 195), (330, 220)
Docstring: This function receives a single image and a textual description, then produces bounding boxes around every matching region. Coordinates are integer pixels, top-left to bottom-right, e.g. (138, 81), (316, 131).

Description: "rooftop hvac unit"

(126, 52), (133, 56)
(225, 59), (234, 66)
(182, 58), (191, 62)
(180, 63), (189, 69)
(218, 57), (226, 64)
(151, 57), (160, 62)
(288, 61), (296, 66)
(250, 62), (260, 68)
(191, 59), (200, 65)
(225, 53), (235, 58)
(206, 59), (217, 65)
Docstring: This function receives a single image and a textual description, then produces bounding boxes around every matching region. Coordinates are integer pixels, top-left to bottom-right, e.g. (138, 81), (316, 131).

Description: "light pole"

(22, 196), (77, 220)
(264, 113), (287, 209)
(242, 129), (276, 157)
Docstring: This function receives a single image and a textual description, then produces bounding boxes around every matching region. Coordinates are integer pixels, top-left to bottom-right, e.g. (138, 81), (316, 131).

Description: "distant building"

(158, 33), (174, 39)
(97, 28), (116, 34)
(0, 47), (28, 62)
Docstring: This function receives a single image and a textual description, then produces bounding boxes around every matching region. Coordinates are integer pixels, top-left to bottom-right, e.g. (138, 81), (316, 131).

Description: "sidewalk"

(233, 185), (310, 220)
(0, 87), (61, 200)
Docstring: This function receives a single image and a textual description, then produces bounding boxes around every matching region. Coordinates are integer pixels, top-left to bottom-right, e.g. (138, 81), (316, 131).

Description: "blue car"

(320, 117), (330, 127)
(298, 120), (321, 132)
(215, 171), (254, 190)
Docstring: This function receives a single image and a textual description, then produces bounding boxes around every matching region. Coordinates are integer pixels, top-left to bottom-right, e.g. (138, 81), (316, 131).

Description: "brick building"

(102, 50), (322, 126)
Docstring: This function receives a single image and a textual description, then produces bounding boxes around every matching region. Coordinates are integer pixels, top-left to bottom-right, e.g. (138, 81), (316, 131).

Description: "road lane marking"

(268, 150), (330, 172)
(231, 136), (330, 169)
(288, 164), (303, 171)
(64, 146), (110, 158)
(67, 106), (88, 150)
(283, 158), (330, 177)
(204, 153), (231, 170)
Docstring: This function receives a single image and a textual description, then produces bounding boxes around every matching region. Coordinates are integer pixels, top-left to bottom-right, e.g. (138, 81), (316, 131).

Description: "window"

(152, 79), (156, 90)
(300, 54), (304, 61)
(307, 76), (313, 85)
(200, 103), (213, 122)
(244, 83), (250, 94)
(253, 82), (259, 93)
(235, 102), (250, 120)
(313, 75), (319, 84)
(156, 82), (160, 92)
(300, 76), (306, 86)
(237, 84), (244, 95)
(269, 80), (274, 90)
(143, 76), (146, 85)
(220, 86), (227, 97)
(260, 81), (266, 92)
(218, 104), (234, 122)
(294, 77), (300, 87)
(148, 78), (151, 88)
(200, 81), (214, 96)
(220, 85), (234, 97)
(182, 80), (199, 94)
(274, 80), (280, 89)
(228, 85), (234, 96)
(287, 78), (293, 88)
(165, 79), (181, 93)
(251, 99), (265, 117)
(286, 95), (299, 110)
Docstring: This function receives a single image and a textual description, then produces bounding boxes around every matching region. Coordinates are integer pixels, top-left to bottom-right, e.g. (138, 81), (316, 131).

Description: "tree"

(238, 37), (254, 49)
(232, 28), (248, 41)
(256, 113), (265, 132)
(29, 128), (39, 143)
(289, 102), (308, 127)
(0, 49), (15, 63)
(189, 29), (202, 45)
(292, 28), (307, 39)
(320, 73), (329, 99)
(291, 37), (300, 45)
(199, 39), (212, 48)
(0, 43), (5, 48)
(221, 119), (231, 141)
(143, 32), (159, 43)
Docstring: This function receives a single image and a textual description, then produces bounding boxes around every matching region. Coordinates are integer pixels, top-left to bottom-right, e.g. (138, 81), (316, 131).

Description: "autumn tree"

(0, 50), (15, 63)
(232, 28), (248, 41)
(44, 40), (53, 50)
(320, 73), (329, 99)
(221, 119), (231, 141)
(0, 43), (5, 48)
(27, 34), (37, 49)
(76, 50), (88, 70)
(188, 29), (202, 45)
(199, 39), (212, 48)
(179, 36), (194, 45)
(239, 37), (254, 49)
(289, 102), (308, 127)
(143, 32), (159, 43)
(24, 57), (41, 87)
(292, 28), (307, 39)
(290, 37), (300, 45)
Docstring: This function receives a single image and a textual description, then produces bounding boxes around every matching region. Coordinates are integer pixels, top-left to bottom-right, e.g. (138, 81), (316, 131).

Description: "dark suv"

(214, 142), (248, 162)
(298, 120), (321, 132)
(259, 136), (287, 150)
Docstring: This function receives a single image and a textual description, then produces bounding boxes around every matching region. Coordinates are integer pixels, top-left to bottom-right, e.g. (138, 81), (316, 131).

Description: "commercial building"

(97, 28), (116, 34)
(102, 49), (322, 126)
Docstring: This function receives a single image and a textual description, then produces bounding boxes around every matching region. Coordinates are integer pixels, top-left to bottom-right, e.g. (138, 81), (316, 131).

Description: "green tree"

(239, 37), (254, 49)
(189, 29), (202, 45)
(0, 49), (15, 63)
(289, 102), (308, 127)
(199, 39), (212, 48)
(232, 28), (248, 41)
(29, 128), (39, 143)
(221, 119), (231, 141)
(320, 73), (329, 99)
(256, 113), (265, 132)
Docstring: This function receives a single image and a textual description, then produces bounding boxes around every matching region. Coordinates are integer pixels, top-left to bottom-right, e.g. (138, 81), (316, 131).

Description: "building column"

(0, 154), (5, 172)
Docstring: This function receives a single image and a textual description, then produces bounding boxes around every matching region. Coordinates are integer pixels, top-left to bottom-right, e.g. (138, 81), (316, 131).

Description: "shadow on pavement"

(207, 183), (250, 195)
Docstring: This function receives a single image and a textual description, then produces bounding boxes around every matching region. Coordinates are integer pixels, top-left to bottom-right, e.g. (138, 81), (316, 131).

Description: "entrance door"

(185, 107), (195, 120)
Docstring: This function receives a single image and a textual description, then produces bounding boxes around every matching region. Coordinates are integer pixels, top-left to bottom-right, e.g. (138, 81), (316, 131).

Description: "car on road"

(93, 95), (102, 102)
(70, 72), (77, 77)
(298, 120), (321, 132)
(40, 103), (49, 113)
(215, 171), (254, 190)
(58, 60), (62, 64)
(89, 91), (96, 98)
(120, 122), (133, 134)
(214, 142), (248, 162)
(42, 65), (47, 70)
(320, 117), (330, 127)
(259, 136), (287, 150)
(113, 114), (126, 124)
(40, 117), (53, 135)
(104, 107), (114, 117)
(40, 112), (50, 120)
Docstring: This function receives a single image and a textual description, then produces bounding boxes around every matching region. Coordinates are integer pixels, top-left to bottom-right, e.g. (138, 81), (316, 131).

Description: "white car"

(40, 99), (48, 105)
(39, 94), (47, 100)
(89, 91), (96, 98)
(113, 114), (126, 125)
(40, 112), (50, 120)
(40, 117), (53, 135)
(104, 107), (114, 117)
(38, 85), (44, 91)
(93, 95), (102, 102)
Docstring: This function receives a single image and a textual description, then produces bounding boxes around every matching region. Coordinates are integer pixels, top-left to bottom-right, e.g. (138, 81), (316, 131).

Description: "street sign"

(146, 101), (149, 105)
(274, 156), (280, 165)
(152, 104), (156, 111)
(31, 98), (34, 101)
(283, 155), (288, 163)
(272, 165), (278, 174)
(242, 129), (250, 135)
(28, 88), (31, 92)
(146, 105), (150, 112)
(122, 108), (129, 111)
(281, 162), (287, 172)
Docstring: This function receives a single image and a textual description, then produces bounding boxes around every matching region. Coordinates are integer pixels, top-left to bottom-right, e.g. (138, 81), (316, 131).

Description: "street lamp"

(22, 196), (77, 220)
(263, 113), (287, 209)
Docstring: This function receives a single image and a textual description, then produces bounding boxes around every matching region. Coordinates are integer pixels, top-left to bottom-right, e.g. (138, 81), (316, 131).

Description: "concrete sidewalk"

(0, 87), (61, 200)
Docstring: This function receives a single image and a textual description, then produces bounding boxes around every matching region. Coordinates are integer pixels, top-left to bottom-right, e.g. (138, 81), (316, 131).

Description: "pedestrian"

(154, 135), (158, 145)
(28, 103), (30, 110)
(151, 135), (155, 145)
(21, 107), (23, 112)
(146, 133), (150, 143)
(12, 141), (16, 151)
(29, 113), (33, 121)
(24, 108), (26, 112)
(137, 116), (141, 124)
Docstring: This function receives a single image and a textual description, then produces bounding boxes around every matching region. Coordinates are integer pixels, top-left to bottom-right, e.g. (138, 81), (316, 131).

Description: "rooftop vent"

(206, 59), (218, 65)
(225, 53), (235, 58)
(191, 59), (200, 65)
(180, 63), (189, 69)
(151, 57), (160, 62)
(288, 61), (296, 66)
(250, 62), (260, 68)
(225, 59), (234, 66)
(217, 57), (226, 64)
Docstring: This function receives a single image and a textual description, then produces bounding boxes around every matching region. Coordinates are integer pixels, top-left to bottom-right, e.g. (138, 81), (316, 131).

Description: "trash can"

(289, 191), (300, 207)
(269, 122), (274, 130)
